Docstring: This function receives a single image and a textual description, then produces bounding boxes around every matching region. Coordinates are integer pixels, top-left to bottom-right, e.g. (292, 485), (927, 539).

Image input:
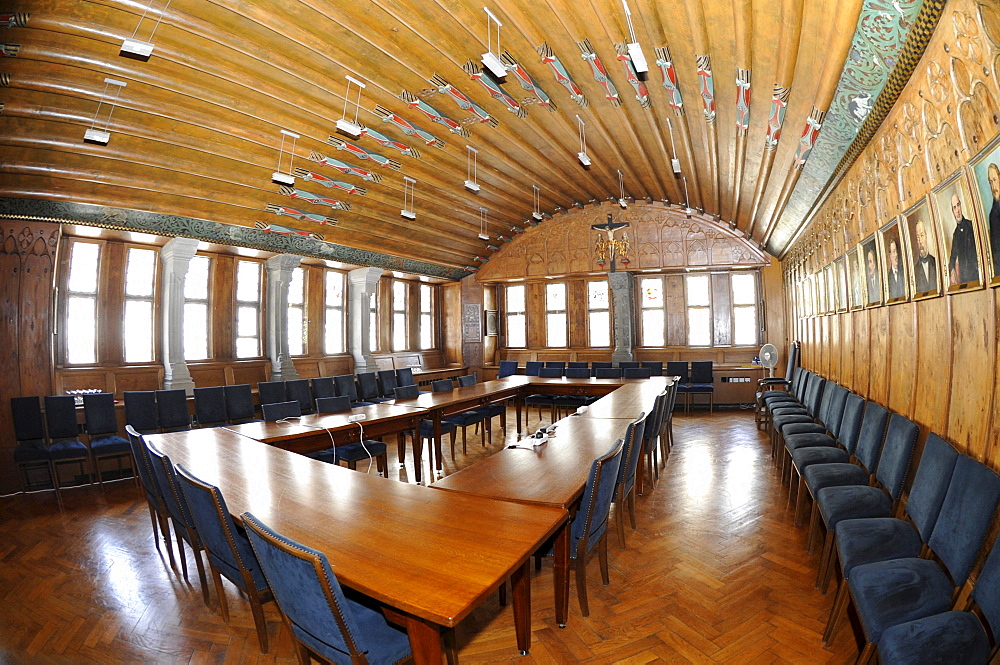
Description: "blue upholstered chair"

(640, 361), (663, 376)
(223, 384), (258, 424)
(565, 367), (591, 379)
(310, 376), (336, 401)
(613, 411), (647, 550)
(11, 396), (54, 493)
(334, 374), (373, 407)
(618, 361), (639, 370)
(125, 424), (176, 568)
(822, 433), (959, 643)
(394, 385), (456, 473)
(242, 512), (412, 665)
(285, 378), (315, 414)
(376, 369), (399, 397)
(174, 465), (273, 654)
(394, 367), (418, 388)
(638, 387), (669, 496)
(555, 368), (594, 413)
(257, 380), (287, 407)
(123, 390), (159, 434)
(194, 386), (228, 427)
(155, 389), (191, 432)
(876, 522), (1000, 664)
(356, 372), (391, 404)
(312, 396), (388, 474)
(666, 361), (690, 409)
(779, 383), (849, 479)
(432, 378), (485, 457)
(594, 367), (622, 379)
(144, 440), (210, 604)
(623, 367), (653, 379)
(659, 380), (681, 460)
(262, 400), (300, 422)
(497, 360), (518, 378)
(545, 361), (566, 371)
(44, 395), (92, 496)
(590, 361), (613, 370)
(538, 366), (563, 378)
(835, 455), (1000, 661)
(524, 361), (543, 376)
(82, 392), (134, 485)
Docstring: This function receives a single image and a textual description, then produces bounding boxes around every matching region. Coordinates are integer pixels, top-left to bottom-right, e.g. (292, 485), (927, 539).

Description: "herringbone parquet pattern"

(0, 411), (861, 663)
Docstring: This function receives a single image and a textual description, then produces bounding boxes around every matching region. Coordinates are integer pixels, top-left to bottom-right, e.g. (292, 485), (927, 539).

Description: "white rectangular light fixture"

(121, 37), (154, 58)
(84, 128), (111, 145)
(400, 209), (416, 220)
(532, 211), (543, 220)
(626, 42), (648, 74)
(671, 158), (682, 174)
(335, 118), (363, 138)
(271, 171), (295, 186)
(401, 176), (416, 219)
(464, 179), (481, 192)
(578, 151), (591, 166)
(481, 51), (508, 79)
(478, 232), (490, 240)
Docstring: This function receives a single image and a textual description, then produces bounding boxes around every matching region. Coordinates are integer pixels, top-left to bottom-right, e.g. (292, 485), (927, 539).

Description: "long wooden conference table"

(147, 375), (669, 663)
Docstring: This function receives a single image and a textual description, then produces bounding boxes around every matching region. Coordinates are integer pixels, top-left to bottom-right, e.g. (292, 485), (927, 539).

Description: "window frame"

(286, 265), (307, 357)
(586, 278), (612, 348)
(324, 268), (347, 355)
(122, 244), (159, 364)
(544, 281), (568, 348)
(60, 237), (103, 366)
(182, 254), (213, 361)
(418, 283), (435, 351)
(234, 258), (263, 359)
(504, 284), (527, 348)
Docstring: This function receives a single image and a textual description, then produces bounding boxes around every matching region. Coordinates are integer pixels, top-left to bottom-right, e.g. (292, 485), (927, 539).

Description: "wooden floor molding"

(0, 410), (862, 663)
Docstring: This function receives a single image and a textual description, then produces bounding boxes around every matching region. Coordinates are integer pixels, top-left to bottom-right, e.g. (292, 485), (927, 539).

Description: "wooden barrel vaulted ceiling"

(0, 0), (941, 279)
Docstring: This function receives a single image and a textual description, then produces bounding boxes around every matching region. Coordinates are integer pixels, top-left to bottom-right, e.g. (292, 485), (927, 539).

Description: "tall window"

(369, 291), (378, 351)
(287, 267), (306, 356)
(545, 282), (567, 347)
(325, 270), (345, 354)
(65, 240), (100, 364)
(419, 284), (434, 350)
(183, 255), (211, 360)
(588, 280), (610, 347)
(392, 280), (407, 351)
(505, 285), (526, 347)
(686, 275), (711, 346)
(731, 273), (758, 346)
(235, 260), (261, 358)
(639, 277), (665, 347)
(123, 247), (156, 363)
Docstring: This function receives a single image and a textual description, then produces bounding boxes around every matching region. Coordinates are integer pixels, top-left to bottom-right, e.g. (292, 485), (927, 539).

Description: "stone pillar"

(348, 267), (382, 373)
(265, 254), (302, 381)
(609, 271), (635, 364)
(160, 237), (199, 394)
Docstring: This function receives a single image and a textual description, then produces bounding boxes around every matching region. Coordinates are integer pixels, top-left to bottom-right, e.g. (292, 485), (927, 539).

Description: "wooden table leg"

(391, 611), (444, 665)
(553, 521), (569, 628)
(411, 431), (423, 485)
(515, 397), (523, 437)
(511, 559), (531, 655)
(433, 412), (443, 473)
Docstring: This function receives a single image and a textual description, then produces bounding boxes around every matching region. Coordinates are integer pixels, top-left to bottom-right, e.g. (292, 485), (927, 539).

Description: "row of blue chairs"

(254, 368), (425, 415)
(762, 368), (1000, 662)
(125, 425), (411, 661)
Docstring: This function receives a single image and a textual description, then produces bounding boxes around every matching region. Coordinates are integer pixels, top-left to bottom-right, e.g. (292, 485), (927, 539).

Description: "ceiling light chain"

(336, 75), (366, 138)
(576, 114), (591, 166)
(532, 184), (543, 220)
(120, 0), (171, 58)
(271, 129), (299, 186)
(401, 176), (416, 219)
(465, 145), (480, 192)
(479, 206), (490, 240)
(83, 78), (127, 145)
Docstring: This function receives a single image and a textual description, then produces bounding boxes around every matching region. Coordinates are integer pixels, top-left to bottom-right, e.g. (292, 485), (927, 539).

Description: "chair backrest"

(262, 401), (301, 422)
(10, 396), (45, 443)
(928, 455), (1000, 586)
(784, 341), (800, 380)
(175, 465), (267, 592)
(356, 372), (381, 401)
(145, 440), (194, 529)
(431, 378), (454, 392)
(803, 377), (826, 415)
(590, 361), (613, 369)
(242, 512), (394, 662)
(690, 361), (713, 383)
(524, 361), (543, 376)
(836, 394), (867, 452)
(814, 384), (843, 430)
(310, 376), (336, 400)
(873, 414), (920, 499)
(44, 395), (81, 441)
(594, 367), (622, 379)
(82, 392), (121, 437)
(618, 361), (639, 369)
(155, 389), (191, 431)
(395, 367), (416, 387)
(285, 379), (314, 414)
(822, 385), (850, 435)
(905, 433), (960, 542)
(664, 380), (680, 415)
(257, 381), (287, 406)
(567, 361), (589, 369)
(971, 525), (1000, 639)
(854, 402), (890, 473)
(124, 391), (159, 433)
(623, 367), (653, 379)
(572, 439), (626, 555)
(315, 395), (352, 414)
(793, 370), (812, 401)
(125, 424), (159, 499)
(644, 387), (669, 445)
(376, 370), (399, 395)
(394, 385), (420, 400)
(640, 361), (663, 375)
(333, 375), (360, 402)
(457, 374), (477, 387)
(545, 361), (566, 370)
(666, 361), (689, 383)
(223, 384), (256, 423)
(497, 360), (518, 378)
(538, 367), (563, 378)
(617, 412), (648, 494)
(193, 387), (228, 427)
(565, 367), (591, 378)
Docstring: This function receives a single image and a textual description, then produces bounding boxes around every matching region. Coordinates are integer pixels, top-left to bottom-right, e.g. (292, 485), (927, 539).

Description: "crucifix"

(592, 214), (631, 272)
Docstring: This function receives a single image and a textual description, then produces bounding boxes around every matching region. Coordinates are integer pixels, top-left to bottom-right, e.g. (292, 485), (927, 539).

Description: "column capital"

(348, 266), (382, 291)
(160, 237), (199, 265)
(265, 254), (301, 381)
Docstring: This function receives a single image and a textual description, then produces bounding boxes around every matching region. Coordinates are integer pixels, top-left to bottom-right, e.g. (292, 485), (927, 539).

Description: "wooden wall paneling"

(213, 255), (236, 360)
(761, 262), (788, 375)
(482, 284), (498, 366)
(0, 227), (24, 493)
(460, 276), (484, 371)
(867, 307), (889, 405)
(910, 298), (951, 436)
(228, 361), (271, 387)
(664, 274), (688, 346)
(568, 279), (587, 349)
(406, 281), (420, 355)
(852, 309), (871, 399)
(712, 273), (733, 346)
(984, 290), (1000, 465)
(819, 315), (831, 379)
(526, 282), (546, 349)
(947, 290), (995, 459)
(101, 242), (126, 365)
(18, 224), (58, 400)
(886, 304), (917, 417)
(189, 365), (228, 388)
(839, 311), (854, 390)
(441, 282), (462, 366)
(376, 278), (391, 355)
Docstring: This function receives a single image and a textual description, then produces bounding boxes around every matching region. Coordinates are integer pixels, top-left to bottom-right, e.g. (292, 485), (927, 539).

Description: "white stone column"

(348, 267), (382, 373)
(265, 254), (302, 381)
(160, 237), (199, 394)
(609, 271), (635, 364)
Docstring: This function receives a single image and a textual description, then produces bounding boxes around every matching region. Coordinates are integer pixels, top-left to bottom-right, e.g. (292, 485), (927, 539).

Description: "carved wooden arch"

(476, 201), (770, 282)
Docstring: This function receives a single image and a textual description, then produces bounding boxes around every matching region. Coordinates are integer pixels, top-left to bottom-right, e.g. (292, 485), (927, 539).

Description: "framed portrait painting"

(847, 246), (865, 310)
(816, 267), (828, 314)
(931, 168), (985, 292)
(899, 198), (941, 300)
(968, 133), (1000, 286)
(860, 234), (882, 307)
(834, 256), (849, 312)
(824, 263), (838, 313)
(877, 219), (909, 304)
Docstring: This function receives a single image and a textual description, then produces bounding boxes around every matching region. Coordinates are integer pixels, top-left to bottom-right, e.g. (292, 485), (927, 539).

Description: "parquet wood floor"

(0, 410), (862, 663)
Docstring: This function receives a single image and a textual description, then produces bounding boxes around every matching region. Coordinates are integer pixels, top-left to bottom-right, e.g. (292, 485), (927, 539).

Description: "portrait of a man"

(934, 171), (983, 291)
(847, 247), (864, 309)
(901, 200), (940, 298)
(969, 138), (1000, 284)
(862, 236), (881, 305)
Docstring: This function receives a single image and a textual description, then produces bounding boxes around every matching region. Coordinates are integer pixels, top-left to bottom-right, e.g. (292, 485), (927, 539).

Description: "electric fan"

(759, 343), (779, 378)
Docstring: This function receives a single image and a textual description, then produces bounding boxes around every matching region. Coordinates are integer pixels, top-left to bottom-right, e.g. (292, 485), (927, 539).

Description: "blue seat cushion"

(803, 463), (870, 494)
(760, 390), (792, 399)
(774, 414), (816, 431)
(445, 410), (485, 427)
(817, 485), (893, 530)
(49, 439), (89, 461)
(484, 403), (506, 417)
(784, 432), (835, 452)
(14, 442), (50, 463)
(792, 446), (849, 472)
(687, 383), (714, 391)
(877, 611), (989, 665)
(525, 394), (555, 405)
(90, 434), (131, 455)
(782, 423), (828, 437)
(849, 558), (956, 642)
(307, 449), (339, 464)
(350, 400), (375, 407)
(295, 587), (413, 665)
(335, 441), (387, 463)
(417, 420), (457, 437)
(836, 518), (924, 578)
